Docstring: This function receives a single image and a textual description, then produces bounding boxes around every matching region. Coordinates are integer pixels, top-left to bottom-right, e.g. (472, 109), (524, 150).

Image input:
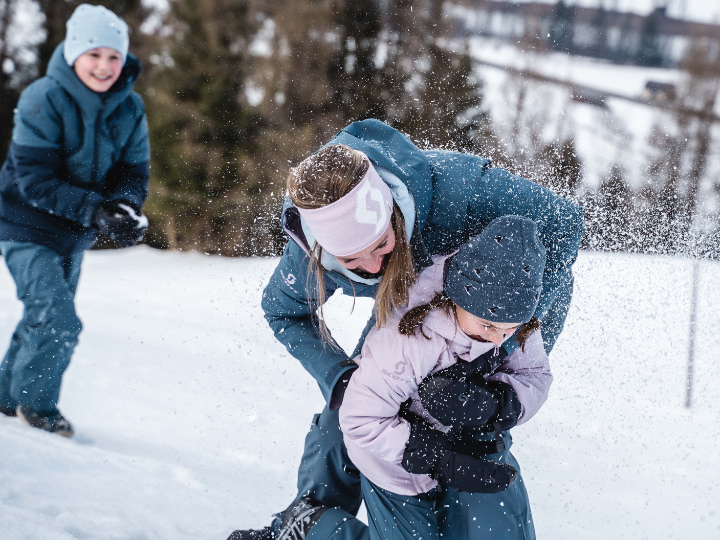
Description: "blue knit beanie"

(444, 216), (546, 323)
(63, 4), (129, 66)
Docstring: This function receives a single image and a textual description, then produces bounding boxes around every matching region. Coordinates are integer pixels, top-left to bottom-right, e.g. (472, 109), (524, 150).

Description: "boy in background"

(0, 4), (149, 436)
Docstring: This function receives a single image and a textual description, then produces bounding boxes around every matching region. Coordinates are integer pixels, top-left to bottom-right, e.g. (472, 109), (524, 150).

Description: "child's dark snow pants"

(285, 404), (535, 540)
(0, 242), (83, 413)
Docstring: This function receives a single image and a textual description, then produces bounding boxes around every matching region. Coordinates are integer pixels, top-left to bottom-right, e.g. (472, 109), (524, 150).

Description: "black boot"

(0, 405), (17, 417)
(16, 405), (74, 437)
(226, 497), (329, 540)
(226, 527), (275, 540)
(276, 498), (329, 540)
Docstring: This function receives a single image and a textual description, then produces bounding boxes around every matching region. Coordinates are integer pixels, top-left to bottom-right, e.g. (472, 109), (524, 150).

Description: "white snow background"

(0, 246), (718, 539)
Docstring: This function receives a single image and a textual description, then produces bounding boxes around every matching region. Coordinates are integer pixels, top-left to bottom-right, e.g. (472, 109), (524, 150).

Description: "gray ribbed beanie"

(63, 4), (129, 66)
(444, 216), (546, 323)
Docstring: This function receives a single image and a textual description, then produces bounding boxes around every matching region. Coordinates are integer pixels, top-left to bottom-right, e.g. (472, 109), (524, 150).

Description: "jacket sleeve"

(423, 151), (584, 356)
(10, 88), (104, 227)
(261, 240), (356, 402)
(105, 107), (150, 209)
(529, 190), (583, 354)
(487, 330), (553, 426)
(480, 168), (584, 357)
(339, 327), (445, 464)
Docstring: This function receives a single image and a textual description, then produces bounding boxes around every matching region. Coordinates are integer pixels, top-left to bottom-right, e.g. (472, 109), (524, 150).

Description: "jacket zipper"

(92, 99), (105, 185)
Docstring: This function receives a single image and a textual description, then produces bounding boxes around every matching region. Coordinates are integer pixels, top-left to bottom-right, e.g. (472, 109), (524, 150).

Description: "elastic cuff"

(329, 362), (358, 410)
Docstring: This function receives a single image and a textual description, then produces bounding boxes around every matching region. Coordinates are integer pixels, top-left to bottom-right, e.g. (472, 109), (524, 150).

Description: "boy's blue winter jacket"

(262, 119), (585, 402)
(0, 43), (150, 256)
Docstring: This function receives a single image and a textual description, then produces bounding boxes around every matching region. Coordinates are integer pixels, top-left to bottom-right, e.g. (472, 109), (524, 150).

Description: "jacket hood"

(281, 119), (438, 285)
(47, 42), (141, 121)
(327, 120), (433, 233)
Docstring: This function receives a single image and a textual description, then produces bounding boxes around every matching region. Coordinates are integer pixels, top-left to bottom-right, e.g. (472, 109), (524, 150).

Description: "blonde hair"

(398, 292), (541, 352)
(287, 145), (418, 342)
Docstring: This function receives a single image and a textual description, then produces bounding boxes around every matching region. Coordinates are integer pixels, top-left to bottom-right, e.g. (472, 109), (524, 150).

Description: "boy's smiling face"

(73, 47), (123, 93)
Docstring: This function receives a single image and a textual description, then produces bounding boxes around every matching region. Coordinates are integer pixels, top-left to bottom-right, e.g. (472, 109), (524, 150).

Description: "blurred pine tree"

(143, 0), (277, 255)
(537, 140), (582, 201)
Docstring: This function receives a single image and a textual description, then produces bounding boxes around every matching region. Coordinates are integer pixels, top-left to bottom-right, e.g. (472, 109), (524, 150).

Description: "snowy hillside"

(467, 36), (720, 192)
(0, 247), (718, 539)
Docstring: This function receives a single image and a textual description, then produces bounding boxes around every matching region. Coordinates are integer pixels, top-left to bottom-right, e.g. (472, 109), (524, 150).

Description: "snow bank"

(0, 246), (718, 539)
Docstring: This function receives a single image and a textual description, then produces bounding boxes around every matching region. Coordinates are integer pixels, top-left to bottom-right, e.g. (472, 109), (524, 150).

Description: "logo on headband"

(355, 181), (388, 233)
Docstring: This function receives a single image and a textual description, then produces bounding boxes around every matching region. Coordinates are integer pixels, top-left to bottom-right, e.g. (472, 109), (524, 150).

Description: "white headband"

(296, 160), (393, 257)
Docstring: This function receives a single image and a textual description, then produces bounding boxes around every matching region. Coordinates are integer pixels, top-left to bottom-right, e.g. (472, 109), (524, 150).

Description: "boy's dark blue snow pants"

(0, 241), (83, 413)
(284, 404), (536, 540)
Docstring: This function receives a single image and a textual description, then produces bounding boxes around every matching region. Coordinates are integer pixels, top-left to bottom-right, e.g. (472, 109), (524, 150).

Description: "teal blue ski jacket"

(0, 43), (149, 256)
(262, 119), (584, 403)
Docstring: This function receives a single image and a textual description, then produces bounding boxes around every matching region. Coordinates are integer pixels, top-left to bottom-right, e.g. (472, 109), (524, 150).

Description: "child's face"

(455, 304), (521, 346)
(73, 47), (123, 93)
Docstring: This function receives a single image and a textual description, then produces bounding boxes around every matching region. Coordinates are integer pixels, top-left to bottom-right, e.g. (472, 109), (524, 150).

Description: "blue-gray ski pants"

(287, 404), (536, 540)
(0, 242), (83, 413)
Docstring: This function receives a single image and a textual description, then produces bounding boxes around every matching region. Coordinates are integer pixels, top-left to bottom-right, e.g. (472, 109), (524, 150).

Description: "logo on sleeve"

(381, 360), (408, 382)
(281, 270), (298, 293)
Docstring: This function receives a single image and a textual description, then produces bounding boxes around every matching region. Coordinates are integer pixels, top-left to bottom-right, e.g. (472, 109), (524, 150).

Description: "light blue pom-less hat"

(444, 216), (546, 323)
(63, 4), (129, 67)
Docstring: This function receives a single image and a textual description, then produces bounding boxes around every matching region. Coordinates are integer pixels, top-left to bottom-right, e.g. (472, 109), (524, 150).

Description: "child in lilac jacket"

(340, 216), (553, 539)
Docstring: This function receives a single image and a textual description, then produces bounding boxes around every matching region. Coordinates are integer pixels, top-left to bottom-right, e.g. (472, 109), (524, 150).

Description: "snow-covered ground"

(0, 246), (718, 539)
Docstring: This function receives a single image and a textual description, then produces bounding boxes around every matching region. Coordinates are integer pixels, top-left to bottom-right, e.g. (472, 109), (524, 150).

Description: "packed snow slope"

(0, 246), (718, 539)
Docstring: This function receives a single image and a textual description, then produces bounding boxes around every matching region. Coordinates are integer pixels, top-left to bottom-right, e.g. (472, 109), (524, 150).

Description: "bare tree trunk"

(165, 215), (178, 251)
(34, 0), (75, 75)
(0, 0), (18, 159)
(0, 0), (14, 70)
(674, 32), (720, 253)
(510, 77), (527, 164)
(685, 94), (717, 228)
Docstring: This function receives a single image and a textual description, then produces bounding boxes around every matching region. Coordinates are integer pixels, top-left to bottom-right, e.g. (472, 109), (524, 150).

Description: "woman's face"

(455, 305), (521, 346)
(334, 225), (396, 275)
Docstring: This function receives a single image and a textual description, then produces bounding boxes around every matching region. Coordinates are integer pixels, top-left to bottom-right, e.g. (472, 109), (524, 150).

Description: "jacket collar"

(422, 308), (497, 361)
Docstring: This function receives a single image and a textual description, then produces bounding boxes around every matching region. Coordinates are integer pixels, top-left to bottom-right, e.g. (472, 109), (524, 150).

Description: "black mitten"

(419, 373), (499, 428)
(93, 200), (148, 248)
(484, 380), (522, 432)
(402, 420), (516, 493)
(419, 371), (522, 432)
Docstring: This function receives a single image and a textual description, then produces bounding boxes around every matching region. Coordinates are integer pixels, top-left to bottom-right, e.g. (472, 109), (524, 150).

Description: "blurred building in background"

(452, 1), (720, 67)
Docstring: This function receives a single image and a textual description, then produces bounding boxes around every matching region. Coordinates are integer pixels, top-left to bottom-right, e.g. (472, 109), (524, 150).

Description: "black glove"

(419, 368), (522, 432)
(92, 200), (148, 248)
(402, 420), (516, 493)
